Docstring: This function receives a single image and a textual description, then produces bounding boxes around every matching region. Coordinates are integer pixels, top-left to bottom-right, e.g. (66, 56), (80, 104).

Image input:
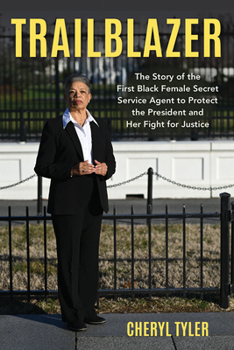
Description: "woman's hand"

(71, 160), (95, 176)
(94, 160), (108, 176)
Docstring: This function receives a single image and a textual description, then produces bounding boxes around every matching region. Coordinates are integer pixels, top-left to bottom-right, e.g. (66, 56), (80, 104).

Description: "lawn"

(0, 222), (233, 314)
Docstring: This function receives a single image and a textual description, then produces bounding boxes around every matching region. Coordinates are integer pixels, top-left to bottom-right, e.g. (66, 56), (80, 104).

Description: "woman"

(34, 74), (116, 331)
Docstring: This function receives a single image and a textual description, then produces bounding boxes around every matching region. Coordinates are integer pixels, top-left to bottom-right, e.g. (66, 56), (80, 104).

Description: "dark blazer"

(34, 115), (116, 214)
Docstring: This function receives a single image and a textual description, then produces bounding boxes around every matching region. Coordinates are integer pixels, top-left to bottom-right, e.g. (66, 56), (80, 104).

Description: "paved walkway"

(1, 312), (234, 350)
(0, 198), (221, 215)
(0, 198), (221, 225)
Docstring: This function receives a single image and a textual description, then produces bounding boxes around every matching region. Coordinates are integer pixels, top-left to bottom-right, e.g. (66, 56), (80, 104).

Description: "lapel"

(65, 121), (84, 160)
(90, 120), (100, 161)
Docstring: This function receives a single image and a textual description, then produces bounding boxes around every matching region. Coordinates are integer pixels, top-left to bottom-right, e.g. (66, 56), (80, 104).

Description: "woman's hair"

(65, 74), (91, 94)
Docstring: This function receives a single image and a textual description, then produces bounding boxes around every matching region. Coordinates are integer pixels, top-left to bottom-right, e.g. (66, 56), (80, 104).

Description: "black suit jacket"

(34, 115), (116, 214)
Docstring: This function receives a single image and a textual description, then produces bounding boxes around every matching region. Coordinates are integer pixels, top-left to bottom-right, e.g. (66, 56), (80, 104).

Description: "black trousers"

(52, 176), (103, 323)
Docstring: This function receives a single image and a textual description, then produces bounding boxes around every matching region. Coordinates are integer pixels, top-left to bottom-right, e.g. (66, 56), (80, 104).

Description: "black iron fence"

(1, 20), (234, 141)
(0, 193), (233, 308)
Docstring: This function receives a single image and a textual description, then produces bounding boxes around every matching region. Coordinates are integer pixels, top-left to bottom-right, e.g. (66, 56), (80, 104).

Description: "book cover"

(0, 0), (233, 346)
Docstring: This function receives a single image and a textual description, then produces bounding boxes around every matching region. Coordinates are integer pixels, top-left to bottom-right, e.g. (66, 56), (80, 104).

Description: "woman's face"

(65, 81), (91, 111)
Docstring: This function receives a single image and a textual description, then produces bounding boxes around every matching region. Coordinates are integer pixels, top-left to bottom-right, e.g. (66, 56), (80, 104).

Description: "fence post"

(55, 58), (60, 114)
(220, 192), (230, 309)
(37, 176), (42, 217)
(147, 167), (153, 214)
(19, 106), (26, 142)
